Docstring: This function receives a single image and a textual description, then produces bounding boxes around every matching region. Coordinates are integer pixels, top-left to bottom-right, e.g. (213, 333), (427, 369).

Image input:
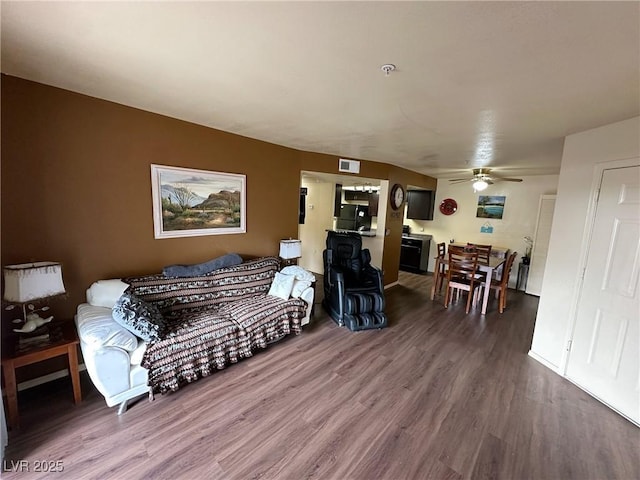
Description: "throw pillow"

(112, 293), (167, 342)
(162, 253), (243, 277)
(268, 272), (295, 300)
(291, 279), (312, 298)
(86, 279), (129, 308)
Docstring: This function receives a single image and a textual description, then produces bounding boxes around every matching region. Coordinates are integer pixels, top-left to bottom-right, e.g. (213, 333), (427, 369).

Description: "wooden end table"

(1, 320), (81, 429)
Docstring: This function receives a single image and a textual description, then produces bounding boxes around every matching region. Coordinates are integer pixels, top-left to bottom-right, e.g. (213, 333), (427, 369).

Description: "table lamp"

(3, 262), (66, 332)
(279, 239), (302, 266)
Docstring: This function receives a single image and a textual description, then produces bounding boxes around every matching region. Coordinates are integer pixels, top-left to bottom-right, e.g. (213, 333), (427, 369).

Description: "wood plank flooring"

(3, 272), (639, 479)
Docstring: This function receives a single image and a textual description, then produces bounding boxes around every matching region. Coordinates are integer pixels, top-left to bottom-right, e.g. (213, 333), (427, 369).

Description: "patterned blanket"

(124, 257), (281, 315)
(218, 294), (306, 350)
(141, 309), (247, 394)
(128, 257), (308, 395)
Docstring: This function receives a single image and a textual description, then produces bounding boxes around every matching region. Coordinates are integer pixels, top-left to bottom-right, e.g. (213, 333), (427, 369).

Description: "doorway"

(298, 171), (388, 274)
(565, 163), (639, 424)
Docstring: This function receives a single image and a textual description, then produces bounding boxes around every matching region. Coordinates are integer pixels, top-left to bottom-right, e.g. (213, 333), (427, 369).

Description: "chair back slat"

(448, 244), (467, 255)
(467, 243), (492, 264)
(447, 250), (479, 281)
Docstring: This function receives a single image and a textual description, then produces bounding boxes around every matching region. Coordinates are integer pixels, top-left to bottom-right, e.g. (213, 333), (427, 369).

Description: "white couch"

(75, 268), (315, 414)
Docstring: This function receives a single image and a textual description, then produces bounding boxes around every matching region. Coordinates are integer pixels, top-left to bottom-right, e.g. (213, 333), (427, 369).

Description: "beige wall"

(1, 75), (436, 323)
(299, 178), (334, 274)
(530, 116), (640, 371)
(404, 175), (560, 286)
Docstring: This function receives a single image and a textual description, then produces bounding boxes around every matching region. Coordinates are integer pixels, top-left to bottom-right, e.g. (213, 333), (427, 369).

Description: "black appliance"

(336, 204), (372, 231)
(400, 234), (432, 273)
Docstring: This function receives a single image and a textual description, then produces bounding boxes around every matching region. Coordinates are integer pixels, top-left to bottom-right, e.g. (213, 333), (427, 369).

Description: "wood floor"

(3, 272), (639, 479)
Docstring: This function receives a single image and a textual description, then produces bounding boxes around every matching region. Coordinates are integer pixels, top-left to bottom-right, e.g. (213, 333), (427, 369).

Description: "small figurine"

(13, 313), (53, 333)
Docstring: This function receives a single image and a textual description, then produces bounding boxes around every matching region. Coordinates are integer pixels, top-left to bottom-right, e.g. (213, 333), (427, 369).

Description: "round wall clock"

(390, 184), (405, 210)
(439, 198), (458, 215)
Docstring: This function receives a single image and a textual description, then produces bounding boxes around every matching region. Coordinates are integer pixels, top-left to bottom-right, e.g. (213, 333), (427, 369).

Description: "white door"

(526, 195), (556, 296)
(566, 165), (640, 424)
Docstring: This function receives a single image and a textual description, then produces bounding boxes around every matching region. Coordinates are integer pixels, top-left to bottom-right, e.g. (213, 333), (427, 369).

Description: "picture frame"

(150, 164), (246, 239)
(476, 195), (506, 219)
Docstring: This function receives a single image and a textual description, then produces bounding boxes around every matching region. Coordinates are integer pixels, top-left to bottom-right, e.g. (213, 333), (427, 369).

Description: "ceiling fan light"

(472, 179), (489, 191)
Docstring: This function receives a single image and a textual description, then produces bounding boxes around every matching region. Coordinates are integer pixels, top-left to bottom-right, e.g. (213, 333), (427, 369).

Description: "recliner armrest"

(327, 265), (346, 287)
(362, 264), (384, 291)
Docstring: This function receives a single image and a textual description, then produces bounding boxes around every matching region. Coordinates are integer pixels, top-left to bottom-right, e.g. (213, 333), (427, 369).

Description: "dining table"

(431, 255), (506, 315)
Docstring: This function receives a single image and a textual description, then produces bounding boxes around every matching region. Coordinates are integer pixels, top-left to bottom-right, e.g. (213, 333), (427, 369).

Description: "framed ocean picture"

(150, 164), (246, 239)
(476, 195), (506, 219)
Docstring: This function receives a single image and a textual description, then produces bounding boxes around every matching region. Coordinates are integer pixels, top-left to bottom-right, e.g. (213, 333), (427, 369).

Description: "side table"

(1, 320), (81, 429)
(516, 262), (530, 291)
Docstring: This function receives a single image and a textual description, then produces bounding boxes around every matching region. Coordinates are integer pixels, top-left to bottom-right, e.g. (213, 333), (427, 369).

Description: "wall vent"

(338, 158), (360, 174)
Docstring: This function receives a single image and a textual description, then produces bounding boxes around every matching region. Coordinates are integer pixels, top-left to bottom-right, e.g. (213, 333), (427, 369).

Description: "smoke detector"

(380, 64), (396, 76)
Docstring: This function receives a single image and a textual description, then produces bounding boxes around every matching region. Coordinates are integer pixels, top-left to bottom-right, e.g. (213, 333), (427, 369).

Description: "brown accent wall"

(1, 75), (436, 322)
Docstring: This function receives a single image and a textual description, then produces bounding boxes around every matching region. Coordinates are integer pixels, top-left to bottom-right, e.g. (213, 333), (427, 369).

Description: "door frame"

(525, 194), (556, 296)
(559, 156), (640, 374)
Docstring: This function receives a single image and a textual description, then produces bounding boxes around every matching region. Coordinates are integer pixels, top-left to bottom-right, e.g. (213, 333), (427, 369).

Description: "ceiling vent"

(338, 158), (360, 174)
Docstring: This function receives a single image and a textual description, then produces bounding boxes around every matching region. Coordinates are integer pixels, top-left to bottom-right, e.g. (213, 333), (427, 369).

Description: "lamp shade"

(3, 262), (66, 303)
(279, 239), (302, 260)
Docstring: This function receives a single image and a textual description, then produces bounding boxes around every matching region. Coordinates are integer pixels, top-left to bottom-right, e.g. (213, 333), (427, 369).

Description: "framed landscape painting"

(151, 164), (246, 239)
(476, 195), (506, 219)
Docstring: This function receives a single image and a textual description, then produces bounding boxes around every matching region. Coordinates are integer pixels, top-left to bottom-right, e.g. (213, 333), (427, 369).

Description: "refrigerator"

(336, 204), (372, 231)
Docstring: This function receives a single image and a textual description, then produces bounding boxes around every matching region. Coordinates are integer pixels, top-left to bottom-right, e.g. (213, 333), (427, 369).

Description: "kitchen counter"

(402, 233), (432, 240)
(329, 229), (377, 237)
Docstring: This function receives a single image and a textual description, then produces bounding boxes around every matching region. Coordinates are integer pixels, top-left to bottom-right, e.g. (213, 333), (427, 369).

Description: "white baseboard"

(527, 350), (560, 373)
(17, 364), (86, 392)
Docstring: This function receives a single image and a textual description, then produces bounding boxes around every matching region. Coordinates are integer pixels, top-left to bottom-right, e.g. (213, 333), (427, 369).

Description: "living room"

(1, 2), (639, 478)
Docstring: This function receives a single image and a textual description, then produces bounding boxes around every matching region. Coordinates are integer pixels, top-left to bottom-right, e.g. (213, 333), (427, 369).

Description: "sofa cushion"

(86, 279), (129, 308)
(112, 293), (167, 342)
(76, 304), (139, 352)
(268, 272), (295, 300)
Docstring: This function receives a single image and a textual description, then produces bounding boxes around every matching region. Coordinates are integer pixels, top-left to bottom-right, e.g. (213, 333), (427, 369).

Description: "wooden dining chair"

(447, 244), (467, 255)
(431, 242), (448, 297)
(467, 243), (492, 264)
(486, 251), (518, 313)
(444, 249), (482, 314)
(467, 243), (493, 281)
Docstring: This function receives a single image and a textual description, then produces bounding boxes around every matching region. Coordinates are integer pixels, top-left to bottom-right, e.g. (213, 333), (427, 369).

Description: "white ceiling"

(2, 1), (638, 179)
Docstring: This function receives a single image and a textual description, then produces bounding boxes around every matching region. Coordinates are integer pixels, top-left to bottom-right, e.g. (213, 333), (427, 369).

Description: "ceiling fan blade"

(449, 178), (472, 184)
(494, 177), (523, 182)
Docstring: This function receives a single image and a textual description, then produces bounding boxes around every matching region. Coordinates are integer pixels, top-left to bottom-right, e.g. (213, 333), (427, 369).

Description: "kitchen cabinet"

(342, 190), (379, 217)
(344, 190), (371, 201)
(406, 190), (435, 220)
(333, 184), (342, 217)
(368, 193), (379, 217)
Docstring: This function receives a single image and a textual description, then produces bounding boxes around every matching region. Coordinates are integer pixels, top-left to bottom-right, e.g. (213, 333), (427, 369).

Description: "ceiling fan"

(449, 168), (523, 191)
